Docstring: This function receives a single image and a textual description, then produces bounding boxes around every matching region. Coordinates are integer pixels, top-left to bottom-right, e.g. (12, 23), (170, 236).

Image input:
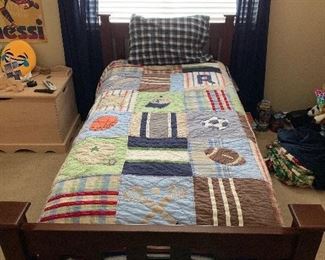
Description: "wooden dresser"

(0, 72), (80, 153)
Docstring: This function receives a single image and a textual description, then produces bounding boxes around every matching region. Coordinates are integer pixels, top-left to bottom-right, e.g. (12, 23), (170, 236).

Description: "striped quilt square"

(225, 86), (245, 114)
(91, 90), (138, 113)
(139, 73), (170, 92)
(125, 111), (191, 176)
(134, 92), (185, 113)
(184, 90), (232, 112)
(96, 62), (142, 95)
(128, 112), (187, 148)
(75, 111), (131, 142)
(56, 137), (127, 183)
(40, 175), (120, 224)
(109, 60), (141, 69)
(183, 72), (225, 90)
(194, 177), (281, 227)
(116, 175), (195, 225)
(188, 138), (265, 180)
(100, 61), (142, 79)
(100, 71), (142, 91)
(186, 111), (246, 140)
(143, 65), (182, 74)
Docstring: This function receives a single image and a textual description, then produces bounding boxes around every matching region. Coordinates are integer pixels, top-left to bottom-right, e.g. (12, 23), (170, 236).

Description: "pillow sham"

(128, 15), (213, 65)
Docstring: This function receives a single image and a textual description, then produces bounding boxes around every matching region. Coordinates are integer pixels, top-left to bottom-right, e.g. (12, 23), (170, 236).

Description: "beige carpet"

(0, 131), (324, 259)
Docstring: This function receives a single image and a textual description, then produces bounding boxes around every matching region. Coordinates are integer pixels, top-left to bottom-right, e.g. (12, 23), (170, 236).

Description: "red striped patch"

(40, 210), (116, 222)
(44, 200), (117, 211)
(214, 90), (224, 111)
(48, 191), (119, 203)
(221, 90), (231, 110)
(206, 90), (216, 111)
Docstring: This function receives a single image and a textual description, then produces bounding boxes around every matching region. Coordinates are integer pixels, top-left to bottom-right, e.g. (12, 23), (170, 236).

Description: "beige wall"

(265, 0), (325, 112)
(30, 0), (65, 67)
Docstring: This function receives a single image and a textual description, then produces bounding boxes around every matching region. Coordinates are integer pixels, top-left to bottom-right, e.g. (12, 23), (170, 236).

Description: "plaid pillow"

(128, 15), (213, 65)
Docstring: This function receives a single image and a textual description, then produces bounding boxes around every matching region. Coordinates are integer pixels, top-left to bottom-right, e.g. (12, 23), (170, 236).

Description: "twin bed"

(0, 14), (324, 260)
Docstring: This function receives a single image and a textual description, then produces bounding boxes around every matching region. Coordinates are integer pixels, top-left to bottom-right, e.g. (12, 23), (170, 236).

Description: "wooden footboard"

(0, 202), (324, 260)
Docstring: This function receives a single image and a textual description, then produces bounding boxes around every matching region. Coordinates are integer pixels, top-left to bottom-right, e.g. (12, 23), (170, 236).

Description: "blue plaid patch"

(116, 175), (196, 225)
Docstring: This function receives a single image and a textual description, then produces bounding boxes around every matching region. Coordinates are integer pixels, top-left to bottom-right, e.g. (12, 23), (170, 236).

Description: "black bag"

(286, 109), (319, 130)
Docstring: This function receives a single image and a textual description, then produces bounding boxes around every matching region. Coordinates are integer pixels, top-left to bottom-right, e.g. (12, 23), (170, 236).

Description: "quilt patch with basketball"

(40, 60), (282, 227)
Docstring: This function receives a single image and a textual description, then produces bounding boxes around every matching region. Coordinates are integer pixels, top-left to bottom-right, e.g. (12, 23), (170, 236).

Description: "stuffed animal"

(308, 88), (325, 124)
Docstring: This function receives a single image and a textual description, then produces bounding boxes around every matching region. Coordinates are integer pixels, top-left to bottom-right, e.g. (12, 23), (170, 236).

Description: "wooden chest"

(0, 73), (80, 153)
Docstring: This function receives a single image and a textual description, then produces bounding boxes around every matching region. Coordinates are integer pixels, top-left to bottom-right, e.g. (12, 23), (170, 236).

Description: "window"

(98, 0), (237, 23)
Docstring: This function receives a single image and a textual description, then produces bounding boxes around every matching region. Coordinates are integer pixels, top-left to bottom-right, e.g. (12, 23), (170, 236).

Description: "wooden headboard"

(99, 15), (235, 67)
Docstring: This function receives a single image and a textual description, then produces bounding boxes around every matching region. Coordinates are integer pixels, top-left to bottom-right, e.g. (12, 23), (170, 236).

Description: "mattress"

(40, 60), (282, 227)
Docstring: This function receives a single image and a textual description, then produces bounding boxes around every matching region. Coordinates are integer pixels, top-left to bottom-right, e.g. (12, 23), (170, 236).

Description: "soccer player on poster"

(0, 0), (39, 28)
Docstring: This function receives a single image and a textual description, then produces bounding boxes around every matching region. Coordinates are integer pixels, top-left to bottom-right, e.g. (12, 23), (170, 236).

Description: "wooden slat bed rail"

(99, 15), (235, 67)
(0, 202), (324, 260)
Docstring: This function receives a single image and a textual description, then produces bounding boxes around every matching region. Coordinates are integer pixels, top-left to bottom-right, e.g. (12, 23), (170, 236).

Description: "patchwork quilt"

(40, 60), (282, 227)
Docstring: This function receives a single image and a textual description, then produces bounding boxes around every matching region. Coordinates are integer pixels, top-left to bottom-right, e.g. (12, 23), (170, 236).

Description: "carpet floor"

(0, 131), (324, 259)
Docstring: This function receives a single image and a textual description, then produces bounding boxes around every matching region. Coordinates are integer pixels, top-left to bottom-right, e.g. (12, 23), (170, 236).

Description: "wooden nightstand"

(0, 72), (80, 153)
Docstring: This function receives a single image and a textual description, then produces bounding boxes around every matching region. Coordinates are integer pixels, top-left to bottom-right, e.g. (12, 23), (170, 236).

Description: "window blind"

(98, 0), (237, 23)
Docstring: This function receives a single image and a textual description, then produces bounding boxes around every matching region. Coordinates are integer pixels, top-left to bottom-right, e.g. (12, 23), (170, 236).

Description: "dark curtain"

(230, 0), (271, 116)
(58, 0), (103, 120)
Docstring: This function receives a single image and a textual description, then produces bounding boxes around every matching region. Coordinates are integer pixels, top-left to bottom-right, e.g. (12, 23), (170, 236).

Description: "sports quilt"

(40, 60), (282, 227)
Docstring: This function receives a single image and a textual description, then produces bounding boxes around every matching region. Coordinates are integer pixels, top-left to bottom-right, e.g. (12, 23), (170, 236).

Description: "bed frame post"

(0, 202), (30, 260)
(289, 204), (325, 260)
(99, 14), (113, 67)
(221, 15), (235, 66)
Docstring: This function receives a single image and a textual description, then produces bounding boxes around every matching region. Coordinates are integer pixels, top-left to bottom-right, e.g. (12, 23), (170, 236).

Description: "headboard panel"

(99, 15), (235, 67)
